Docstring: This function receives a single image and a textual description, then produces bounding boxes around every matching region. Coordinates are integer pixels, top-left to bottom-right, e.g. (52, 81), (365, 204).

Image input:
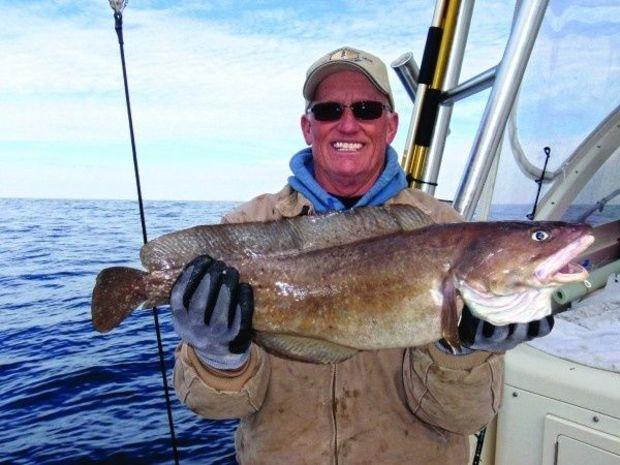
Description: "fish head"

(453, 221), (594, 325)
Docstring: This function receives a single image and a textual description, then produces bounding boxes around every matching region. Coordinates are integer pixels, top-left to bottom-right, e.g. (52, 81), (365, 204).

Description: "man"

(171, 47), (553, 465)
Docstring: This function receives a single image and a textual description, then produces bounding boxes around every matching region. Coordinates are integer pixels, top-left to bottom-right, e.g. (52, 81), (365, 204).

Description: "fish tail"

(91, 266), (149, 333)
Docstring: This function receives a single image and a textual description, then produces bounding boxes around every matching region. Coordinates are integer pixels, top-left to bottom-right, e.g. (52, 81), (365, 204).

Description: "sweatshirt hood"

(288, 146), (407, 213)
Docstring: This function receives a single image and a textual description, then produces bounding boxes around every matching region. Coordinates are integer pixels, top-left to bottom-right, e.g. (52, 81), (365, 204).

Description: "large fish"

(91, 205), (593, 363)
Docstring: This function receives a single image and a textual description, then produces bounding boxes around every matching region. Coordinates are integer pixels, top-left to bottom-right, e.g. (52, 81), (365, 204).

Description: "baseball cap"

(303, 46), (395, 110)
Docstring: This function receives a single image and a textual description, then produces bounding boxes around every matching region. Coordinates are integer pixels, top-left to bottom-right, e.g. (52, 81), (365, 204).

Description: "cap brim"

(303, 62), (391, 108)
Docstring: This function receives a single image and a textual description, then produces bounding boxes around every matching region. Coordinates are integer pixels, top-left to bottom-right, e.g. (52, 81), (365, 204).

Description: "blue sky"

(1, 0), (618, 203)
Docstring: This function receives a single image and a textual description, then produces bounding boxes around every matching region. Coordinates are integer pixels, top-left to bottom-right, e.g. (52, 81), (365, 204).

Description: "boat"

(80, 1), (618, 463)
(390, 1), (620, 463)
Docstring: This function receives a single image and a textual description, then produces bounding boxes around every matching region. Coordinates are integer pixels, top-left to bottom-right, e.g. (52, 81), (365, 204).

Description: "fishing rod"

(401, 0), (462, 189)
(108, 1), (180, 463)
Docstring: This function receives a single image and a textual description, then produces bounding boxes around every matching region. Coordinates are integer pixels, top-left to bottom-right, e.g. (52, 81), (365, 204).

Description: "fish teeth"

(333, 141), (363, 152)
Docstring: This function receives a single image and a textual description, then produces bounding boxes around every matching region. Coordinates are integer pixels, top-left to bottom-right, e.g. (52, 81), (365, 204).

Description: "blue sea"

(1, 198), (618, 465)
(0, 199), (240, 465)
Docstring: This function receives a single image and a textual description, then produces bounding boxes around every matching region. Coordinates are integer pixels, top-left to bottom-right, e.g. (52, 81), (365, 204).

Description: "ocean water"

(1, 198), (618, 465)
(0, 199), (240, 465)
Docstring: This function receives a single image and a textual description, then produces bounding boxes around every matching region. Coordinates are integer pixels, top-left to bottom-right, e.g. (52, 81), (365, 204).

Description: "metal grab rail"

(507, 93), (563, 182)
(535, 102), (620, 220)
(453, 0), (550, 219)
(392, 0), (549, 204)
(441, 66), (496, 105)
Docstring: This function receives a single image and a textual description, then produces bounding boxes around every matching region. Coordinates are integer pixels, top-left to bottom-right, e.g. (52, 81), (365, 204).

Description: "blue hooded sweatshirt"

(287, 146), (408, 213)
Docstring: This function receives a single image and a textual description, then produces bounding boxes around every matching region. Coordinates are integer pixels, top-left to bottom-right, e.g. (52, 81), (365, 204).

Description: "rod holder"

(391, 52), (420, 103)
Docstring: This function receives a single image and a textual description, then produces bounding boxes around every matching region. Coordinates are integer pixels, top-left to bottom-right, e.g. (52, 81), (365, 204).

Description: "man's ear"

(300, 114), (313, 145)
(385, 111), (399, 145)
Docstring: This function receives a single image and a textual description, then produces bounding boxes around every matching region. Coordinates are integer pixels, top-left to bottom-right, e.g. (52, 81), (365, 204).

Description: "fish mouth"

(534, 234), (594, 284)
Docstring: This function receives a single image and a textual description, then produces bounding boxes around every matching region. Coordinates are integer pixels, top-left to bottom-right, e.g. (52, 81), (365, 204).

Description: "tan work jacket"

(174, 186), (504, 465)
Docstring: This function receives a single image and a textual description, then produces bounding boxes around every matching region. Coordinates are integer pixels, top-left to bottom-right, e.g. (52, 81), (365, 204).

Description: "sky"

(1, 0), (618, 203)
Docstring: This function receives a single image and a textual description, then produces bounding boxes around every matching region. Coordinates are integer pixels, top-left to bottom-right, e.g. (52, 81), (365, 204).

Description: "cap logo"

(329, 48), (373, 64)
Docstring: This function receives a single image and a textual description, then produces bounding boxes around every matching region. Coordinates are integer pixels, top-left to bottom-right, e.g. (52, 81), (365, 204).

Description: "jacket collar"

(275, 187), (315, 218)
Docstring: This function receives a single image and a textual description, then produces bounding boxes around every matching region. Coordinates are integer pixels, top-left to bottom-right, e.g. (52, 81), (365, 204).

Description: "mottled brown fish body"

(130, 204), (443, 342)
(131, 226), (458, 353)
(140, 205), (436, 272)
(91, 205), (593, 363)
(245, 228), (457, 350)
(201, 220), (590, 355)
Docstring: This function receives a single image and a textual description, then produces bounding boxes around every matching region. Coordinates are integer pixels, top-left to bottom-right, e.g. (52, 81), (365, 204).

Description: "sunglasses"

(308, 100), (388, 122)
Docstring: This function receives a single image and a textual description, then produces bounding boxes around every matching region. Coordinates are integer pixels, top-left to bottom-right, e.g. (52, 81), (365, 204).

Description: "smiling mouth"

(332, 141), (363, 152)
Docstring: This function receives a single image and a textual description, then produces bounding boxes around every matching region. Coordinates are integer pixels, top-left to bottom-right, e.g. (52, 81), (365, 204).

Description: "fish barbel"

(91, 205), (593, 363)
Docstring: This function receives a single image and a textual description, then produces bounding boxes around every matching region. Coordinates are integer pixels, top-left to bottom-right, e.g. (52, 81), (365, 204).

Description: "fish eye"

(531, 230), (550, 242)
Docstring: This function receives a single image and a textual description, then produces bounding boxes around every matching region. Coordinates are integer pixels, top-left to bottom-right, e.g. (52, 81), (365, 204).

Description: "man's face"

(301, 70), (399, 197)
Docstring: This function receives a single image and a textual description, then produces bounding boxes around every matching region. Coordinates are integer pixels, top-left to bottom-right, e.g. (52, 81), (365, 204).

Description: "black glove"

(170, 255), (254, 370)
(458, 305), (554, 353)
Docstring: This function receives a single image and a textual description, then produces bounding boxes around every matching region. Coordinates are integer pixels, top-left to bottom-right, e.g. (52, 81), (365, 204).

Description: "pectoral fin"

(441, 277), (461, 350)
(255, 332), (358, 364)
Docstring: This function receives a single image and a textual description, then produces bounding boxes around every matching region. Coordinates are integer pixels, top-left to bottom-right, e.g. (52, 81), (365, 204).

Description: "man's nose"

(337, 107), (360, 133)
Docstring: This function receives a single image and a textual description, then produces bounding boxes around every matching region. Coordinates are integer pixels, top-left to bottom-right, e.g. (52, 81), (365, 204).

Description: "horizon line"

(0, 195), (243, 203)
(0, 196), (548, 206)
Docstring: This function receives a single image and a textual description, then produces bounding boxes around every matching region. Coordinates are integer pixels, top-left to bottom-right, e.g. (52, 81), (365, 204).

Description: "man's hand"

(458, 305), (554, 353)
(170, 255), (254, 370)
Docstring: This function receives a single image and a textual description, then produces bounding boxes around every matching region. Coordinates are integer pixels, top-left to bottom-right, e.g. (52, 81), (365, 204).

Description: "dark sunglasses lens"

(351, 101), (384, 120)
(311, 102), (343, 121)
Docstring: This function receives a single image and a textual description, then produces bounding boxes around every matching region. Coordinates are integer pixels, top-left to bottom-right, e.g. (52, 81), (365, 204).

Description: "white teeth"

(333, 141), (363, 151)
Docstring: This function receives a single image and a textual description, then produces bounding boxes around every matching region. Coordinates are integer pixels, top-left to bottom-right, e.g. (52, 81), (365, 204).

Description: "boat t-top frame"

(393, 0), (550, 220)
